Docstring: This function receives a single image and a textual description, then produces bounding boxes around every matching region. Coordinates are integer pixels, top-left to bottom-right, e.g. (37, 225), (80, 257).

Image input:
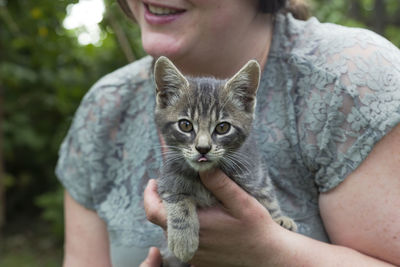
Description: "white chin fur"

(187, 160), (216, 172)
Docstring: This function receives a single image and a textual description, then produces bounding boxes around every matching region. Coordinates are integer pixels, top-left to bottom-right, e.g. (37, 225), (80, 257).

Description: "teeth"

(148, 4), (181, 15)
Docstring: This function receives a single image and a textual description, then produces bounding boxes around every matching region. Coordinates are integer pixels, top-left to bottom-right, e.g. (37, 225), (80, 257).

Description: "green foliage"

(0, 224), (63, 267)
(35, 188), (64, 240)
(312, 0), (400, 47)
(0, 247), (62, 267)
(386, 25), (400, 48)
(0, 0), (145, 240)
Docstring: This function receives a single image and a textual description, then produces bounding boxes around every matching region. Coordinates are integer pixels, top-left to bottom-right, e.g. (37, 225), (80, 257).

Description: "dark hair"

(117, 0), (310, 21)
(259, 0), (286, 14)
(116, 0), (136, 20)
(260, 0), (310, 20)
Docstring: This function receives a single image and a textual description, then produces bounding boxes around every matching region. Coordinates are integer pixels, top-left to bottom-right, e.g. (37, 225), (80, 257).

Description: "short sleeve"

(55, 87), (100, 210)
(298, 30), (400, 192)
(55, 56), (165, 248)
(55, 60), (141, 210)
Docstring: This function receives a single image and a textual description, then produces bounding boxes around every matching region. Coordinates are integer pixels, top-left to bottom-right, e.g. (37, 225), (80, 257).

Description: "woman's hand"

(139, 247), (163, 267)
(191, 169), (286, 267)
(143, 170), (288, 267)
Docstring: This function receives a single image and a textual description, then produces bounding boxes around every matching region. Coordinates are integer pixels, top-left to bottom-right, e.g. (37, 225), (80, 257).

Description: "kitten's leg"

(255, 188), (298, 232)
(160, 240), (190, 267)
(262, 198), (298, 232)
(163, 194), (199, 263)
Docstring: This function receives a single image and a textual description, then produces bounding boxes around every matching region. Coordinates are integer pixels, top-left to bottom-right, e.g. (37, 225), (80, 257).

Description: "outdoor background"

(1, 0), (400, 266)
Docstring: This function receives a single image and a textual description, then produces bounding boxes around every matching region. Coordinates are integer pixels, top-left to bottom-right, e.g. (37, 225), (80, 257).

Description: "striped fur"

(154, 57), (297, 266)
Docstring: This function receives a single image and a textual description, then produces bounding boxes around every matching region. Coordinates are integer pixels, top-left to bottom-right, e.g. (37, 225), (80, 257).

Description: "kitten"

(154, 56), (297, 265)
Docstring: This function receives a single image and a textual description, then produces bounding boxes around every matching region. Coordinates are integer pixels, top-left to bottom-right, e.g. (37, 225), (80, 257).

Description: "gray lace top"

(56, 13), (400, 249)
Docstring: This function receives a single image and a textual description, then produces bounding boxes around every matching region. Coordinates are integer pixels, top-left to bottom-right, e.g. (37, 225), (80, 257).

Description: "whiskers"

(155, 145), (186, 166)
(219, 150), (253, 176)
(156, 144), (253, 176)
(155, 144), (181, 153)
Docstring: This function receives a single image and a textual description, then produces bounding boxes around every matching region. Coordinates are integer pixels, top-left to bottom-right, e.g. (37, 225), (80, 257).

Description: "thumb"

(139, 247), (162, 267)
(199, 169), (253, 217)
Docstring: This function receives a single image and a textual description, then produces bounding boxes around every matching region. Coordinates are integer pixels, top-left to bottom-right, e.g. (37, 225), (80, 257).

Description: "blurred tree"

(311, 0), (400, 47)
(0, 0), (144, 239)
(0, 83), (4, 232)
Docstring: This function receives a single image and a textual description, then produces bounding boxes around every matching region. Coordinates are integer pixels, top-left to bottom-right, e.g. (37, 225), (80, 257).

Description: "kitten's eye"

(215, 122), (230, 135)
(178, 119), (193, 132)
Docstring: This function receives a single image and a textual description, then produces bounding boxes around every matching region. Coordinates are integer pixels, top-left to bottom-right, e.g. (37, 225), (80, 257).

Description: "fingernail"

(149, 246), (155, 254)
(146, 179), (156, 188)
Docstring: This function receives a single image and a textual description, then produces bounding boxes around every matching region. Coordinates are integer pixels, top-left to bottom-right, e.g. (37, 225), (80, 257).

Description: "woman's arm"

(139, 247), (163, 267)
(319, 123), (400, 265)
(63, 191), (112, 267)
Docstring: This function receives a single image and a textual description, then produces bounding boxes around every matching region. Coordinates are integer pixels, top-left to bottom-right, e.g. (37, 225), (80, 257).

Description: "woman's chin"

(142, 34), (185, 59)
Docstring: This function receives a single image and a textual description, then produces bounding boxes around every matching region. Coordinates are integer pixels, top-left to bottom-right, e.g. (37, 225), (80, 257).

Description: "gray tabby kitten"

(154, 56), (297, 265)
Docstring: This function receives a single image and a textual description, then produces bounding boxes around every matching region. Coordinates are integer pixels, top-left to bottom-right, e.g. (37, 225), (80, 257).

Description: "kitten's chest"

(191, 178), (217, 208)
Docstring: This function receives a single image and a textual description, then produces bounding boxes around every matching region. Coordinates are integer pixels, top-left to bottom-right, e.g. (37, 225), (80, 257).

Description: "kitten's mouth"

(197, 156), (209, 163)
(189, 155), (215, 171)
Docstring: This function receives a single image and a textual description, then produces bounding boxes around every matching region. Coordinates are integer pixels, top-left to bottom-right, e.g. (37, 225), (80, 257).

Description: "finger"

(144, 179), (167, 229)
(159, 135), (168, 160)
(199, 169), (254, 217)
(197, 205), (238, 238)
(139, 247), (162, 267)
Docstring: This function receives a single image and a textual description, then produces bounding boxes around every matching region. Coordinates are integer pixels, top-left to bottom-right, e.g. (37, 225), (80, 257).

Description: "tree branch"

(0, 5), (20, 35)
(373, 0), (386, 34)
(0, 83), (5, 233)
(105, 10), (136, 63)
(349, 0), (363, 22)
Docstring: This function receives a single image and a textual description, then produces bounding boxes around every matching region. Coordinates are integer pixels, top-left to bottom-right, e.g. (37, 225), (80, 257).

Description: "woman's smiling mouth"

(143, 2), (186, 24)
(146, 3), (185, 15)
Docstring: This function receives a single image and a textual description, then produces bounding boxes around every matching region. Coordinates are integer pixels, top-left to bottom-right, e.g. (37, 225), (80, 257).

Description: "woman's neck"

(171, 14), (274, 79)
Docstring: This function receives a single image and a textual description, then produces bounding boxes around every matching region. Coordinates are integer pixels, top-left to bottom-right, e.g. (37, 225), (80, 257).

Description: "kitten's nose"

(195, 145), (211, 155)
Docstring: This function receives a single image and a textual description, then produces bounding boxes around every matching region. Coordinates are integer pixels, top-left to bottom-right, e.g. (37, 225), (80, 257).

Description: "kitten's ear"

(224, 60), (260, 112)
(154, 56), (189, 108)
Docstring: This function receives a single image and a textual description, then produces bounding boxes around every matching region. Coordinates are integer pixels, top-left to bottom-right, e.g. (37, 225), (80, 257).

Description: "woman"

(57, 0), (400, 266)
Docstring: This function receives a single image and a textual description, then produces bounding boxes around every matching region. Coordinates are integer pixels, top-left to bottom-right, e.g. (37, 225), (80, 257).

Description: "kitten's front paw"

(275, 216), (297, 232)
(168, 228), (199, 262)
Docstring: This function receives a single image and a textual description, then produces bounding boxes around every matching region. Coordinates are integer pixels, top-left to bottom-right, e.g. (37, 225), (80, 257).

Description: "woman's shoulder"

(68, 55), (155, 136)
(76, 55), (154, 116)
(278, 13), (400, 75)
(272, 13), (400, 99)
(97, 55), (153, 85)
(83, 55), (154, 101)
(278, 15), (400, 192)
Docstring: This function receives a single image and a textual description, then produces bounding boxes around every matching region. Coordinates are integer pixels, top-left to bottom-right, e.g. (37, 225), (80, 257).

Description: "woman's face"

(126, 0), (259, 61)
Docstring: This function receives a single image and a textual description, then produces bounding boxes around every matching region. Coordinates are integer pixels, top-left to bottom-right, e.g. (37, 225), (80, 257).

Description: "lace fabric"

(56, 13), (400, 248)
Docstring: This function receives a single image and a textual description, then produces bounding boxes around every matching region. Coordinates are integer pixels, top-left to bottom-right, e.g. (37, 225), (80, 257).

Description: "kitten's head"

(154, 56), (260, 171)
